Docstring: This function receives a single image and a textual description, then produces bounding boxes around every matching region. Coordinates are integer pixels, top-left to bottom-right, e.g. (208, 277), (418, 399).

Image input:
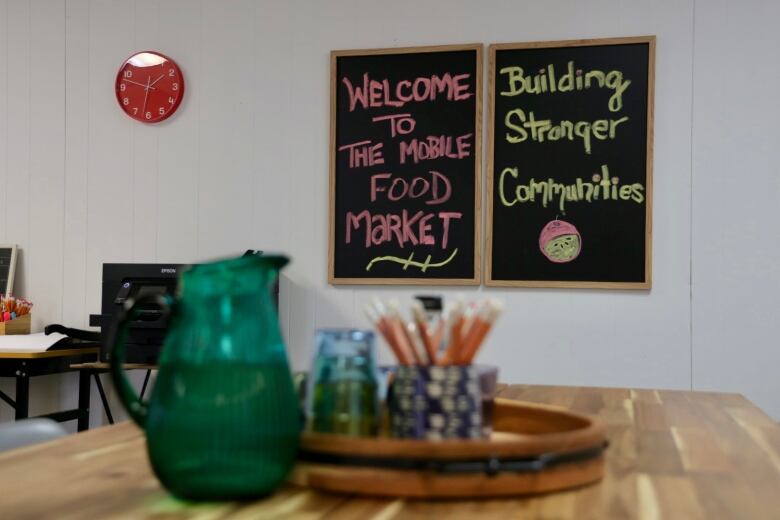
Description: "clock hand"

(149, 74), (165, 88)
(141, 75), (152, 115)
(122, 78), (156, 89)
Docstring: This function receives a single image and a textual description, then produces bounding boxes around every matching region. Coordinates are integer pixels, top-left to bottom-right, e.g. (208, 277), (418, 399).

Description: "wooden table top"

(0, 384), (778, 519)
(70, 361), (157, 370)
(0, 347), (99, 359)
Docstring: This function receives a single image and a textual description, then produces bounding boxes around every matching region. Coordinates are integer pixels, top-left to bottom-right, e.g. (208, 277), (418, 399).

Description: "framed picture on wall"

(0, 244), (17, 295)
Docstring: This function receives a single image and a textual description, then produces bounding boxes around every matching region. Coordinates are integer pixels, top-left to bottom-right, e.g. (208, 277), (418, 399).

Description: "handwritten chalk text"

(346, 210), (462, 249)
(372, 113), (416, 137)
(343, 73), (472, 112)
(504, 108), (628, 154)
(370, 170), (451, 205)
(400, 134), (472, 164)
(499, 61), (631, 112)
(499, 164), (645, 212)
(338, 140), (385, 168)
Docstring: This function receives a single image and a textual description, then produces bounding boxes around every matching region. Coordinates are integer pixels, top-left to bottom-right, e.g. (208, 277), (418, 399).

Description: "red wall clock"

(115, 51), (184, 123)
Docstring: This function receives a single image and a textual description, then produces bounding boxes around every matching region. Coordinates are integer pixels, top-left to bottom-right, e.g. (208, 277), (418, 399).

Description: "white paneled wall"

(691, 0), (780, 418)
(0, 0), (777, 427)
(0, 1), (7, 249)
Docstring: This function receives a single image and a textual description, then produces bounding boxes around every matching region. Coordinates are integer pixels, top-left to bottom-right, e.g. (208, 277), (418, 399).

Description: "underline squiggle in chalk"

(365, 249), (459, 272)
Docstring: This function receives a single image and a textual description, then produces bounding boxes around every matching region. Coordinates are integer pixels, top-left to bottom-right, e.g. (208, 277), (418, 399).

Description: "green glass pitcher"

(108, 254), (299, 500)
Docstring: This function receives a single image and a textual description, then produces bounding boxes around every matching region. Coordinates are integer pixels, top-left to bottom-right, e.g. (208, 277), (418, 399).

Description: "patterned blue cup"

(389, 365), (483, 440)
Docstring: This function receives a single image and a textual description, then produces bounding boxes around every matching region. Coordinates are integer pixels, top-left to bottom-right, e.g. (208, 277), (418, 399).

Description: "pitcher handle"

(107, 293), (172, 428)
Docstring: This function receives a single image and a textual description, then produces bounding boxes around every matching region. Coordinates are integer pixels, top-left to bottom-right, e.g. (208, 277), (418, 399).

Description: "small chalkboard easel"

(0, 244), (17, 295)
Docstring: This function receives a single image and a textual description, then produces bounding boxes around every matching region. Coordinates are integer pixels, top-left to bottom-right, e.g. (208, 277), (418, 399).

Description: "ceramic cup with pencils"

(389, 364), (482, 440)
(366, 297), (503, 440)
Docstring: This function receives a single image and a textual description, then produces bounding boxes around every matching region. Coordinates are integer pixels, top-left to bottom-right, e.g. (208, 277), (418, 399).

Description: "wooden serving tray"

(290, 398), (607, 498)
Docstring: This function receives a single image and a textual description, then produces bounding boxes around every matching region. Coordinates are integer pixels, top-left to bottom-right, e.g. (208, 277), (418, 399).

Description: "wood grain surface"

(0, 347), (99, 359)
(0, 384), (777, 519)
(70, 362), (157, 370)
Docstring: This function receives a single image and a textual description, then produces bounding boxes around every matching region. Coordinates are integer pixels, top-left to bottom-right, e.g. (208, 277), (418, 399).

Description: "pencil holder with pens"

(389, 364), (483, 440)
(364, 296), (504, 440)
(0, 313), (31, 335)
(0, 296), (33, 335)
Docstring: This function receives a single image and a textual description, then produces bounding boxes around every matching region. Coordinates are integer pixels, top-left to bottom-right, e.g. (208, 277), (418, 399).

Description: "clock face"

(115, 51), (184, 123)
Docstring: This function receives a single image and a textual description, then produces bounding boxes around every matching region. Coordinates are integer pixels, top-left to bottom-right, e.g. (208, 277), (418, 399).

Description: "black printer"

(89, 254), (280, 364)
(90, 263), (182, 363)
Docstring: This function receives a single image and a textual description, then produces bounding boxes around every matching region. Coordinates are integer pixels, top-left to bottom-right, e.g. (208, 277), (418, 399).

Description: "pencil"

(388, 300), (421, 365)
(406, 320), (430, 365)
(438, 299), (465, 365)
(364, 303), (410, 365)
(459, 299), (504, 364)
(430, 319), (445, 355)
(411, 301), (437, 364)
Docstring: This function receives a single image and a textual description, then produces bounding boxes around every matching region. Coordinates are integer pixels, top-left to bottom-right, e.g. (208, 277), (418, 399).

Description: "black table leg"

(140, 370), (151, 400)
(77, 369), (91, 432)
(93, 373), (114, 425)
(14, 372), (29, 421)
(0, 388), (15, 410)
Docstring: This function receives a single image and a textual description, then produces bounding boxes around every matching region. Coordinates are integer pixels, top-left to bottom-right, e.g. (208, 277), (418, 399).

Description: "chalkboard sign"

(329, 45), (482, 285)
(486, 37), (654, 289)
(0, 244), (17, 295)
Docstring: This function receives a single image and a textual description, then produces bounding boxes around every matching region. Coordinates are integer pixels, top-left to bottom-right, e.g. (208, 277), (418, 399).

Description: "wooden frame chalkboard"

(329, 44), (482, 285)
(0, 244), (17, 295)
(486, 36), (654, 289)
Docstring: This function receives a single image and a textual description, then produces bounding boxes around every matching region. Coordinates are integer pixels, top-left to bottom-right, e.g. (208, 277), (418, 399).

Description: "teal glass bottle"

(109, 254), (299, 500)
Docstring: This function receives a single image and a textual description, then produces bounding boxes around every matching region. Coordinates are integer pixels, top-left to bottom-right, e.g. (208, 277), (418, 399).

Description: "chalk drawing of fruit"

(538, 220), (581, 263)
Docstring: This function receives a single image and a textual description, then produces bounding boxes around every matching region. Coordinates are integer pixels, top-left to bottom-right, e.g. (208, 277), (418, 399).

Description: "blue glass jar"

(306, 329), (379, 436)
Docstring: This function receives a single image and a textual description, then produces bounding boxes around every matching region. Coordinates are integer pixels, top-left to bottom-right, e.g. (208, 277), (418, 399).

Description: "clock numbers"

(172, 83), (178, 91)
(159, 107), (165, 115)
(169, 68), (175, 76)
(124, 70), (132, 78)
